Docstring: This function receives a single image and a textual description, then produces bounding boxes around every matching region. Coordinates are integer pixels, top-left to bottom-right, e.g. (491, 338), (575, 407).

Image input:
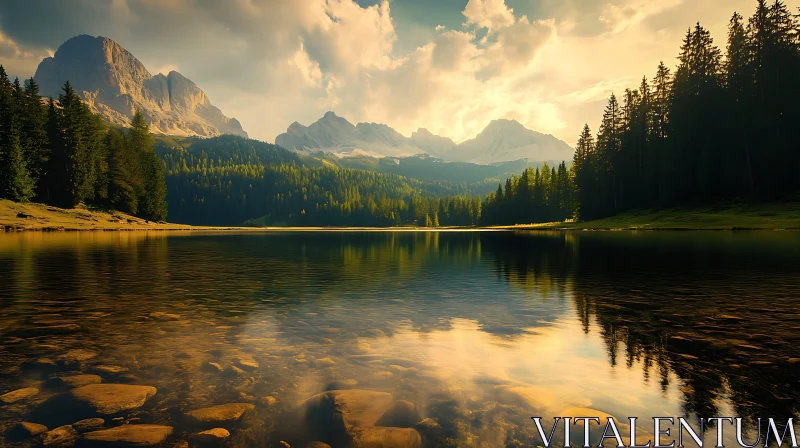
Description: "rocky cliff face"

(34, 35), (247, 138)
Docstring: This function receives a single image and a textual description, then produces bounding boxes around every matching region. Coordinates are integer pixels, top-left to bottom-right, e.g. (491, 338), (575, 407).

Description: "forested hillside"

(571, 0), (800, 221)
(157, 136), (482, 226)
(0, 69), (167, 221)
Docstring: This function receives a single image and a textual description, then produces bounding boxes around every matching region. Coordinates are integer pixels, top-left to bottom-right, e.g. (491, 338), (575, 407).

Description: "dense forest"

(571, 0), (800, 220)
(158, 136), (482, 226)
(480, 162), (574, 225)
(0, 68), (167, 221)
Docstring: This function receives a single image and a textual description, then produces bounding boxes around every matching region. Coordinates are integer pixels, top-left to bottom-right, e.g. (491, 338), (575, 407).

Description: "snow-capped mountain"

(275, 113), (573, 164)
(444, 119), (574, 164)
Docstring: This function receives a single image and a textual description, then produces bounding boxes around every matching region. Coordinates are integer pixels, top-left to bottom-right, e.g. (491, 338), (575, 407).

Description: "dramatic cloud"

(463, 0), (516, 32)
(0, 0), (797, 146)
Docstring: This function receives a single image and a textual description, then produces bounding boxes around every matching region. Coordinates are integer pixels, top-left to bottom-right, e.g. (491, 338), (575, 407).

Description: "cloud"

(2, 0), (797, 148)
(599, 0), (686, 34)
(462, 0), (516, 32)
(0, 29), (53, 80)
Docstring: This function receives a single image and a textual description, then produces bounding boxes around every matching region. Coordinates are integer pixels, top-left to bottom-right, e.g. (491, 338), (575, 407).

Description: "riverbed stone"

(299, 389), (394, 431)
(1, 387), (39, 403)
(72, 418), (105, 432)
(236, 357), (259, 370)
(358, 427), (422, 448)
(16, 421), (48, 436)
(185, 403), (255, 427)
(57, 349), (97, 369)
(315, 357), (335, 367)
(189, 428), (230, 445)
(69, 384), (157, 414)
(42, 425), (79, 447)
(92, 365), (130, 375)
(375, 400), (421, 428)
(82, 424), (173, 446)
(49, 374), (103, 388)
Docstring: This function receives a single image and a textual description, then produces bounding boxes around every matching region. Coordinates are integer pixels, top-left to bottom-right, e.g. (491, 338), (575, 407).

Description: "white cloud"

(462, 0), (516, 32)
(599, 0), (686, 34)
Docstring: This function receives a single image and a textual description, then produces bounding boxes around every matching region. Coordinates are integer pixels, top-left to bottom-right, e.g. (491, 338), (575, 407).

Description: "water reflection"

(1, 231), (799, 447)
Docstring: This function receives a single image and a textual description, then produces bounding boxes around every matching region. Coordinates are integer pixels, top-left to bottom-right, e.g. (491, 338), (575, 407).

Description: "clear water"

(1, 231), (799, 447)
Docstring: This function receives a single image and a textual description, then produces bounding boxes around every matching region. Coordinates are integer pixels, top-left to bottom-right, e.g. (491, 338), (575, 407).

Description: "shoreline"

(4, 199), (800, 232)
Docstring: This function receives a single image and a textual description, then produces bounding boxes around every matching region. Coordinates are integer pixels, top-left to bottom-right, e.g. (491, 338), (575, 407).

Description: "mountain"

(444, 119), (573, 164)
(276, 111), (422, 158)
(410, 128), (456, 157)
(276, 113), (572, 164)
(34, 34), (247, 138)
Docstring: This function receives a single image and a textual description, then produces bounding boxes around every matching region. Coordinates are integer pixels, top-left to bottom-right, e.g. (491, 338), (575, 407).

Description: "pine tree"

(106, 128), (138, 214)
(596, 94), (622, 215)
(18, 78), (50, 197)
(0, 68), (35, 201)
(128, 110), (167, 221)
(726, 12), (755, 192)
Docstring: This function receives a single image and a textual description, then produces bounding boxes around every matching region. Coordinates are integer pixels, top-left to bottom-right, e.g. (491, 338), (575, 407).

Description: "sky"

(0, 0), (797, 146)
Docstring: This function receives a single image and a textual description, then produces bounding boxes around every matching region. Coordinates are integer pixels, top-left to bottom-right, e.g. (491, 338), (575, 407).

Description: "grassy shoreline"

(498, 201), (800, 231)
(4, 199), (800, 232)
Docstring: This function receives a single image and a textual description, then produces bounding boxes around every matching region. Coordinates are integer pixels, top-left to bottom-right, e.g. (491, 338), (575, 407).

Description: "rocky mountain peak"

(34, 35), (247, 138)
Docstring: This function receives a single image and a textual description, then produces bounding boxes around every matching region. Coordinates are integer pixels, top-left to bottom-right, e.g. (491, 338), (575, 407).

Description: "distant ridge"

(275, 112), (573, 164)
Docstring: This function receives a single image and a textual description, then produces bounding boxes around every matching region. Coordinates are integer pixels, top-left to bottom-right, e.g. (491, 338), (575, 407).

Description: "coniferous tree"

(129, 110), (167, 221)
(106, 128), (139, 214)
(18, 78), (50, 197)
(0, 68), (35, 201)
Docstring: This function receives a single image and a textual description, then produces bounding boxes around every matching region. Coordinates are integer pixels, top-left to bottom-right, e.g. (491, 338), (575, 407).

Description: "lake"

(1, 230), (799, 448)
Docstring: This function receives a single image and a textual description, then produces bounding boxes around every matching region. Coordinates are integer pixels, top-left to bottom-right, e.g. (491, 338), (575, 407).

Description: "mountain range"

(31, 35), (572, 164)
(275, 112), (573, 164)
(34, 35), (247, 138)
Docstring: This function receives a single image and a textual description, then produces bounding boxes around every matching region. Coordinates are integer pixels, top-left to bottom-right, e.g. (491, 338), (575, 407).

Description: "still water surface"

(1, 231), (799, 447)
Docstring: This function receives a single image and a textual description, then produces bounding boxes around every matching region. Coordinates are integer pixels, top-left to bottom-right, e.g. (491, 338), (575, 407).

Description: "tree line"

(0, 68), (167, 221)
(158, 135), (482, 226)
(571, 0), (800, 220)
(480, 161), (574, 225)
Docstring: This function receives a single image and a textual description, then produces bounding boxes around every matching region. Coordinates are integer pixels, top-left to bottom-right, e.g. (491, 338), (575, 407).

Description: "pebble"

(0, 387), (39, 404)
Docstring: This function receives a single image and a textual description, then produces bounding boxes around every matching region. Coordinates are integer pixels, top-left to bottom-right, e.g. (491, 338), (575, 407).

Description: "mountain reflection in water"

(0, 230), (799, 448)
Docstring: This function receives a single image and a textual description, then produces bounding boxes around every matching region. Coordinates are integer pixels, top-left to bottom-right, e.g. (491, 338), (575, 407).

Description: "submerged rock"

(58, 349), (98, 368)
(202, 362), (224, 373)
(72, 418), (105, 432)
(1, 387), (39, 404)
(189, 428), (230, 445)
(185, 403), (255, 427)
(315, 357), (335, 367)
(307, 443), (332, 448)
(236, 358), (259, 370)
(359, 427), (422, 448)
(47, 374), (103, 389)
(259, 396), (277, 407)
(92, 365), (130, 375)
(82, 424), (173, 446)
(42, 425), (79, 447)
(375, 400), (422, 428)
(69, 384), (157, 414)
(223, 365), (246, 377)
(286, 389), (396, 445)
(16, 421), (48, 437)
